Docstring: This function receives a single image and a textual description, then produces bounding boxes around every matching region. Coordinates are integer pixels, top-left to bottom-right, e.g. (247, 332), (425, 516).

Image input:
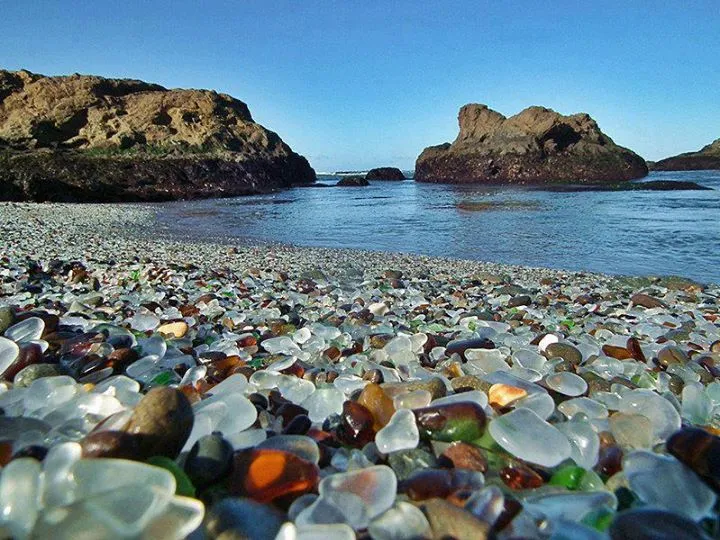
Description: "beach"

(1, 201), (719, 538)
(2, 2), (719, 537)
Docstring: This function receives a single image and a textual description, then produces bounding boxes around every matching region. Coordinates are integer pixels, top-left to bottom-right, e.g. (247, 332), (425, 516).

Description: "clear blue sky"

(2, 1), (719, 171)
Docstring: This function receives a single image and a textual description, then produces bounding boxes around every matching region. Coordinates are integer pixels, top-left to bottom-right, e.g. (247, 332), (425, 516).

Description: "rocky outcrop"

(415, 104), (648, 184)
(0, 69), (315, 201)
(336, 175), (369, 187)
(651, 139), (720, 171)
(365, 167), (406, 181)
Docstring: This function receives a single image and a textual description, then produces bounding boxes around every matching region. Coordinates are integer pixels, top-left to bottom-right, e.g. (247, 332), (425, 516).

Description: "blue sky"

(2, 1), (719, 171)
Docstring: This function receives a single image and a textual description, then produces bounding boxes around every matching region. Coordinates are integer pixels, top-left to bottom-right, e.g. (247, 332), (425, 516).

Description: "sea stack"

(365, 167), (406, 181)
(415, 104), (648, 184)
(0, 69), (315, 202)
(651, 139), (720, 171)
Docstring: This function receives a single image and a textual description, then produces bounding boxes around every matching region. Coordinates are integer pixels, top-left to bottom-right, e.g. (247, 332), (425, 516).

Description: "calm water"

(156, 171), (720, 283)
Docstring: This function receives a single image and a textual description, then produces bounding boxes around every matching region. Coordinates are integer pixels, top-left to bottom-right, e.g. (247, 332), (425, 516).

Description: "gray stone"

(184, 433), (234, 488)
(545, 342), (583, 365)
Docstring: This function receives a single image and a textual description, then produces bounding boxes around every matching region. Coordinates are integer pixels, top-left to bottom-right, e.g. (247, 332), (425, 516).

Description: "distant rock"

(366, 167), (406, 181)
(337, 175), (369, 187)
(0, 69), (315, 202)
(651, 139), (720, 171)
(415, 104), (648, 184)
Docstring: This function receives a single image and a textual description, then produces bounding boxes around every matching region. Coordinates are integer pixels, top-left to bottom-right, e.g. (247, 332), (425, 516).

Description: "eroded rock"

(415, 103), (647, 184)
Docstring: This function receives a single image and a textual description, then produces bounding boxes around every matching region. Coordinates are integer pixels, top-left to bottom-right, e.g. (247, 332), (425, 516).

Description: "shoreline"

(2, 201), (709, 289)
(0, 200), (604, 278)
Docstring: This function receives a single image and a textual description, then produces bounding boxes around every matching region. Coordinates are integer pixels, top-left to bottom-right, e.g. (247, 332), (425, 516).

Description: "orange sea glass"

(230, 448), (319, 503)
(489, 384), (527, 407)
(357, 383), (395, 430)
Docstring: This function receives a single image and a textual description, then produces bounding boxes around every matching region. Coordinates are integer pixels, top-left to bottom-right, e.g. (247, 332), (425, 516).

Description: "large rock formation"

(415, 104), (648, 184)
(0, 69), (315, 201)
(651, 139), (720, 171)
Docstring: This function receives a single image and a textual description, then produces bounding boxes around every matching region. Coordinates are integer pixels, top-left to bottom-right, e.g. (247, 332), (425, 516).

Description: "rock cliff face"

(415, 104), (648, 184)
(651, 139), (720, 171)
(0, 70), (315, 201)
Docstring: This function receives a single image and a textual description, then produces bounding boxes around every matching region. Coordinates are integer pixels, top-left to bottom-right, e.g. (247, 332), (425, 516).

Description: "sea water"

(155, 170), (720, 283)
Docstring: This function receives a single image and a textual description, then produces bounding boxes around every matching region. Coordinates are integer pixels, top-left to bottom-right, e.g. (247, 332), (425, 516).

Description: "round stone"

(558, 397), (608, 420)
(545, 342), (583, 365)
(393, 389), (433, 410)
(123, 387), (194, 459)
(130, 312), (160, 332)
(515, 392), (556, 420)
(184, 433), (234, 487)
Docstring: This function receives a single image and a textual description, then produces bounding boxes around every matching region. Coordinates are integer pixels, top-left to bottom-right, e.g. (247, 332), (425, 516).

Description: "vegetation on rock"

(0, 69), (315, 201)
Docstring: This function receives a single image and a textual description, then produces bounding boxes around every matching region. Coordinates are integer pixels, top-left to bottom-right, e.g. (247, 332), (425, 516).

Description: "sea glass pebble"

(624, 450), (717, 521)
(375, 408), (420, 454)
(489, 408), (571, 467)
(545, 372), (588, 396)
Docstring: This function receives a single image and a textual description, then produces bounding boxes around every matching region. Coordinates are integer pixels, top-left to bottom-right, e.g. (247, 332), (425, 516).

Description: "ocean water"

(155, 170), (720, 283)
